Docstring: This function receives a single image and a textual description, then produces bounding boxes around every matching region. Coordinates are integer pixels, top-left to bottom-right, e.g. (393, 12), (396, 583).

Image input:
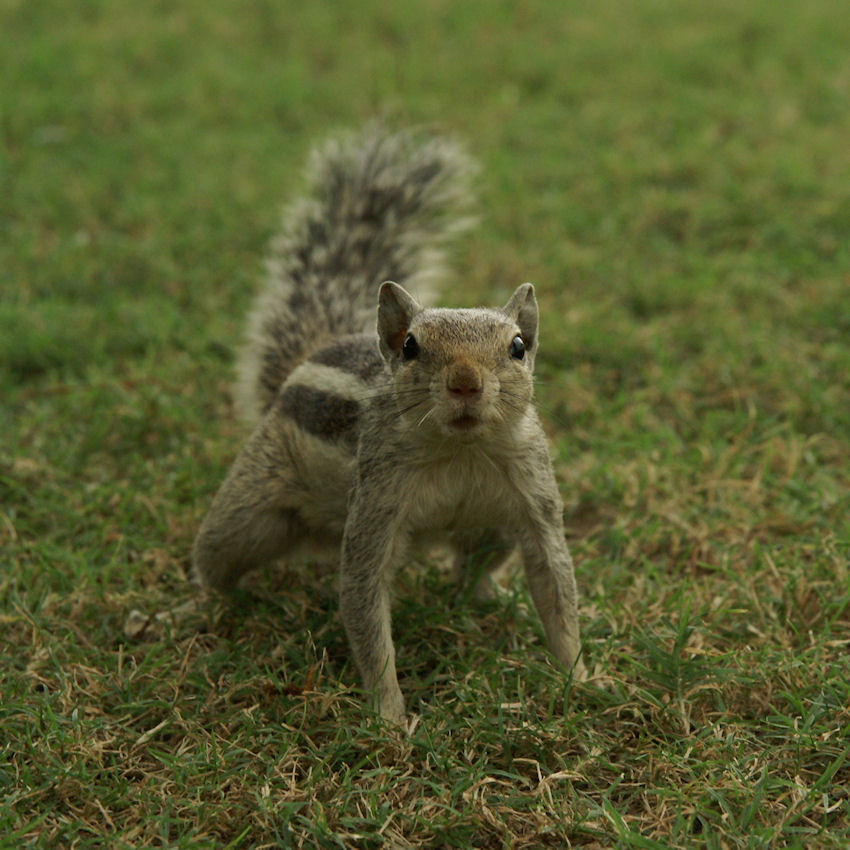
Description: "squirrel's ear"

(378, 281), (422, 360)
(503, 283), (538, 355)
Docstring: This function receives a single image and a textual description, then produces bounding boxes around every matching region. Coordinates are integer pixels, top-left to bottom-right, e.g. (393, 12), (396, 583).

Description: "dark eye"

(402, 333), (419, 361)
(509, 335), (525, 360)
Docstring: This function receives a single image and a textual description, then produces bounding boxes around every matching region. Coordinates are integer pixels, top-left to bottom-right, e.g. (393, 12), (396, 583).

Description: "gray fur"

(193, 127), (584, 726)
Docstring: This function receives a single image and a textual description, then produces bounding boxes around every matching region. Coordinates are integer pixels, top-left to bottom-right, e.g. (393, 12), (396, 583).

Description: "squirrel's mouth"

(448, 414), (480, 431)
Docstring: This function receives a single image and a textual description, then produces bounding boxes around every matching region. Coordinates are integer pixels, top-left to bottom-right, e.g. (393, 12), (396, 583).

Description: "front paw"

(377, 685), (407, 727)
(570, 654), (588, 683)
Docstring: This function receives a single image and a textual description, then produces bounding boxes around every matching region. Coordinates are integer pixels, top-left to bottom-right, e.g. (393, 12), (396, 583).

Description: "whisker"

(416, 407), (437, 429)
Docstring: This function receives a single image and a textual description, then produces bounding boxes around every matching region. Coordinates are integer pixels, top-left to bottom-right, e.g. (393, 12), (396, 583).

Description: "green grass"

(3, 0), (849, 846)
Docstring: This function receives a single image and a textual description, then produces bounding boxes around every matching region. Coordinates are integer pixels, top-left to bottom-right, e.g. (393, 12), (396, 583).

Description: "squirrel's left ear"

(378, 281), (422, 362)
(503, 283), (538, 357)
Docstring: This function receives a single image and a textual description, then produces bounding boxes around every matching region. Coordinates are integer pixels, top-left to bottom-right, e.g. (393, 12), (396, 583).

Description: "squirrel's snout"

(446, 364), (483, 398)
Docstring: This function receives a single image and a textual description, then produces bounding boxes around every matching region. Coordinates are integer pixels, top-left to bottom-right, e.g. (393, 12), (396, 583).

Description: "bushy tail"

(235, 126), (475, 425)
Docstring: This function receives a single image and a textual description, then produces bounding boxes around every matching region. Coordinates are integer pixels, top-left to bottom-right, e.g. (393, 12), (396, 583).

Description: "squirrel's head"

(377, 281), (539, 440)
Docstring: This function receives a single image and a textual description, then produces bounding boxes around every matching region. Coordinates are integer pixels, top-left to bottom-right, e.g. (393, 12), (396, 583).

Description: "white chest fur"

(398, 446), (528, 534)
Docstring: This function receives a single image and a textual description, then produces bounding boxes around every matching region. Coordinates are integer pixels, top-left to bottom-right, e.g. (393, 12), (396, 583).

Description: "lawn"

(2, 0), (849, 846)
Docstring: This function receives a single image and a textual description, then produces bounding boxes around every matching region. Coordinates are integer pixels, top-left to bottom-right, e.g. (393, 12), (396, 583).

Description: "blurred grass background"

(2, 0), (849, 846)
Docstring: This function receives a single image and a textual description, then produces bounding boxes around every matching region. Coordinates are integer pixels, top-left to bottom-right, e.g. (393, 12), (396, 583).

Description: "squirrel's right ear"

(378, 281), (422, 361)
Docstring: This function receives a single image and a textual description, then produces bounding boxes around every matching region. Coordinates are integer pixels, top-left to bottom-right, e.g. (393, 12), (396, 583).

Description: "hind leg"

(193, 415), (308, 592)
(127, 416), (307, 639)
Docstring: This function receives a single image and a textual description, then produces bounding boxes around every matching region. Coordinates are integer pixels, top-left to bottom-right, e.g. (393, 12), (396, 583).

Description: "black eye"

(509, 335), (525, 360)
(402, 333), (419, 361)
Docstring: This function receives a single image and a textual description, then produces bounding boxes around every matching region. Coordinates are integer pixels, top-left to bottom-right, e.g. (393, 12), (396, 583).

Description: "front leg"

(518, 480), (585, 680)
(340, 493), (408, 724)
(521, 528), (585, 679)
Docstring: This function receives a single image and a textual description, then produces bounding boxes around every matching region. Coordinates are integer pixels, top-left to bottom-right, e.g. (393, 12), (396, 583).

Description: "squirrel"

(192, 126), (585, 724)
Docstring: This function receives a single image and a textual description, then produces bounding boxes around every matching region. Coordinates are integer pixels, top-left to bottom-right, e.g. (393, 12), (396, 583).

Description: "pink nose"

(447, 365), (482, 398)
